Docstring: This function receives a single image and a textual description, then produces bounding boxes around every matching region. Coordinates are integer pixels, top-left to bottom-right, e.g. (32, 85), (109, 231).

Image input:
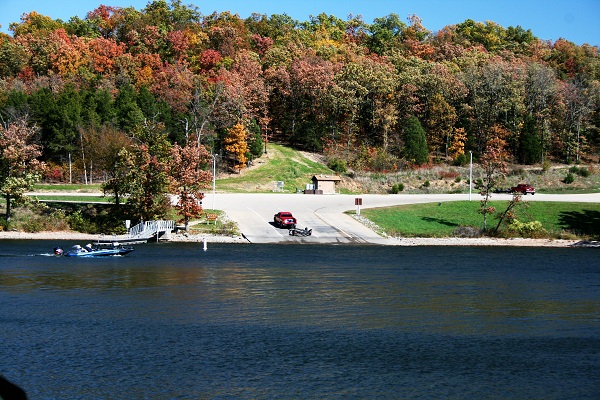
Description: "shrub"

(454, 176), (462, 183)
(509, 167), (525, 177)
(216, 220), (239, 236)
(454, 153), (468, 166)
(22, 218), (45, 233)
(20, 214), (69, 233)
(390, 183), (404, 194)
(563, 173), (575, 184)
(453, 226), (481, 237)
(578, 167), (590, 177)
(43, 162), (67, 182)
(67, 211), (98, 233)
(567, 166), (590, 177)
(507, 220), (546, 238)
(542, 160), (551, 173)
(423, 180), (430, 188)
(327, 158), (347, 174)
(439, 170), (460, 180)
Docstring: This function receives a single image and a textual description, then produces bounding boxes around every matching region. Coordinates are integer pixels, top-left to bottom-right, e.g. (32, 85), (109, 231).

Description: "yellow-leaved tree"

(449, 127), (467, 161)
(223, 122), (248, 172)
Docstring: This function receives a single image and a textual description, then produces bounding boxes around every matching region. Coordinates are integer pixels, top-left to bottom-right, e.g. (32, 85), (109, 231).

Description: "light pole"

(469, 150), (473, 201)
(211, 154), (216, 210)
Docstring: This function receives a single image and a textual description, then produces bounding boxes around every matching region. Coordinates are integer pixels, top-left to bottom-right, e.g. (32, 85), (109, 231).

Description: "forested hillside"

(1, 0), (599, 181)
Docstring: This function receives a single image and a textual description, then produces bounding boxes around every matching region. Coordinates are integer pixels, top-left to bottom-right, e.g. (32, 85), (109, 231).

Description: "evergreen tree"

(54, 84), (82, 157)
(84, 89), (116, 128)
(519, 114), (542, 164)
(248, 119), (263, 159)
(27, 87), (58, 159)
(114, 84), (144, 133)
(137, 86), (161, 120)
(403, 116), (429, 165)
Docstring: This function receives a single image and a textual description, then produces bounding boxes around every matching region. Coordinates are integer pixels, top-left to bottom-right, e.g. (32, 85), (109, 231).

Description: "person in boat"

(85, 244), (93, 252)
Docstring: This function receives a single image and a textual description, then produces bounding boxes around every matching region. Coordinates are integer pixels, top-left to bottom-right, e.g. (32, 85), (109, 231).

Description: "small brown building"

(309, 175), (341, 194)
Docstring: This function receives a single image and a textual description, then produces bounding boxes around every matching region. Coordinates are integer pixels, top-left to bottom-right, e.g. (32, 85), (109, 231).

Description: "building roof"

(312, 174), (341, 182)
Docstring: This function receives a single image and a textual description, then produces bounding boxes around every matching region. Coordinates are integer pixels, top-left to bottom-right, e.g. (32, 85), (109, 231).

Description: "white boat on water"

(54, 244), (135, 257)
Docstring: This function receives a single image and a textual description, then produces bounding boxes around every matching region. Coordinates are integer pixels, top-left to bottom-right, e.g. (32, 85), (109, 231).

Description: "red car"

(274, 211), (297, 228)
(511, 184), (535, 195)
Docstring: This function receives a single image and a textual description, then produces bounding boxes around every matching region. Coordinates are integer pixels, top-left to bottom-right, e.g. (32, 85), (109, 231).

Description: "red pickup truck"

(274, 211), (297, 228)
(511, 184), (535, 195)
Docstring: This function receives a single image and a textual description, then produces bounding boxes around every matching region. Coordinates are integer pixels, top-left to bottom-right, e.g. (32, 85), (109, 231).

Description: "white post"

(469, 151), (473, 201)
(212, 154), (216, 210)
(203, 237), (207, 251)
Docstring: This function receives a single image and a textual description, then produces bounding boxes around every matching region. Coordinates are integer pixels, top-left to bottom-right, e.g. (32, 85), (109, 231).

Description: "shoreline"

(0, 230), (596, 247)
(0, 231), (247, 244)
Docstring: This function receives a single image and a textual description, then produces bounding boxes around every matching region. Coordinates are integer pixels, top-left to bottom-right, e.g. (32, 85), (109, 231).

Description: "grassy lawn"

(358, 200), (600, 239)
(35, 195), (111, 203)
(217, 143), (333, 192)
(34, 183), (103, 192)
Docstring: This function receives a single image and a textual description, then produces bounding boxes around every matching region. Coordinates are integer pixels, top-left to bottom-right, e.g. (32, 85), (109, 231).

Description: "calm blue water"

(1, 240), (599, 399)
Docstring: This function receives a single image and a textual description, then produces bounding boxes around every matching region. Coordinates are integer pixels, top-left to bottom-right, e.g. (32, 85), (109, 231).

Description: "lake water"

(1, 240), (599, 399)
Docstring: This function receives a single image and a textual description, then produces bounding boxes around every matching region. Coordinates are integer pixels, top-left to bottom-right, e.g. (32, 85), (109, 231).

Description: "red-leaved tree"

(477, 130), (509, 231)
(170, 143), (212, 230)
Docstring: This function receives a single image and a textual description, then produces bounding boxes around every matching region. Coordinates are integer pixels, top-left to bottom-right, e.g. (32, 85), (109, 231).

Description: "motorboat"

(54, 244), (135, 257)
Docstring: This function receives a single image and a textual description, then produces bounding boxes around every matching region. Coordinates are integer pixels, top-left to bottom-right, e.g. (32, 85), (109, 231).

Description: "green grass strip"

(35, 195), (111, 203)
(359, 200), (600, 238)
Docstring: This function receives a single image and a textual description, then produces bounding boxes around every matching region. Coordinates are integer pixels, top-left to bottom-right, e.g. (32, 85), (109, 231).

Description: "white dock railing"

(128, 220), (175, 240)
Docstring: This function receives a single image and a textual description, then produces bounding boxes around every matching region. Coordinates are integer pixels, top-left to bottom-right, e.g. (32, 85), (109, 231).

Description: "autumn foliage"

(0, 116), (45, 221)
(0, 0), (597, 183)
(170, 142), (212, 229)
(223, 122), (249, 172)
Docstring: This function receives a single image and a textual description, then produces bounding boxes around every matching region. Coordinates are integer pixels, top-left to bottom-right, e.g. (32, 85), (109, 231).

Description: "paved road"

(209, 192), (599, 244)
(30, 191), (599, 244)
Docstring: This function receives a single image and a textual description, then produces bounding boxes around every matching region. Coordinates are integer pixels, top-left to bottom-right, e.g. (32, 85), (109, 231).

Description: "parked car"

(274, 211), (297, 228)
(511, 184), (535, 195)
